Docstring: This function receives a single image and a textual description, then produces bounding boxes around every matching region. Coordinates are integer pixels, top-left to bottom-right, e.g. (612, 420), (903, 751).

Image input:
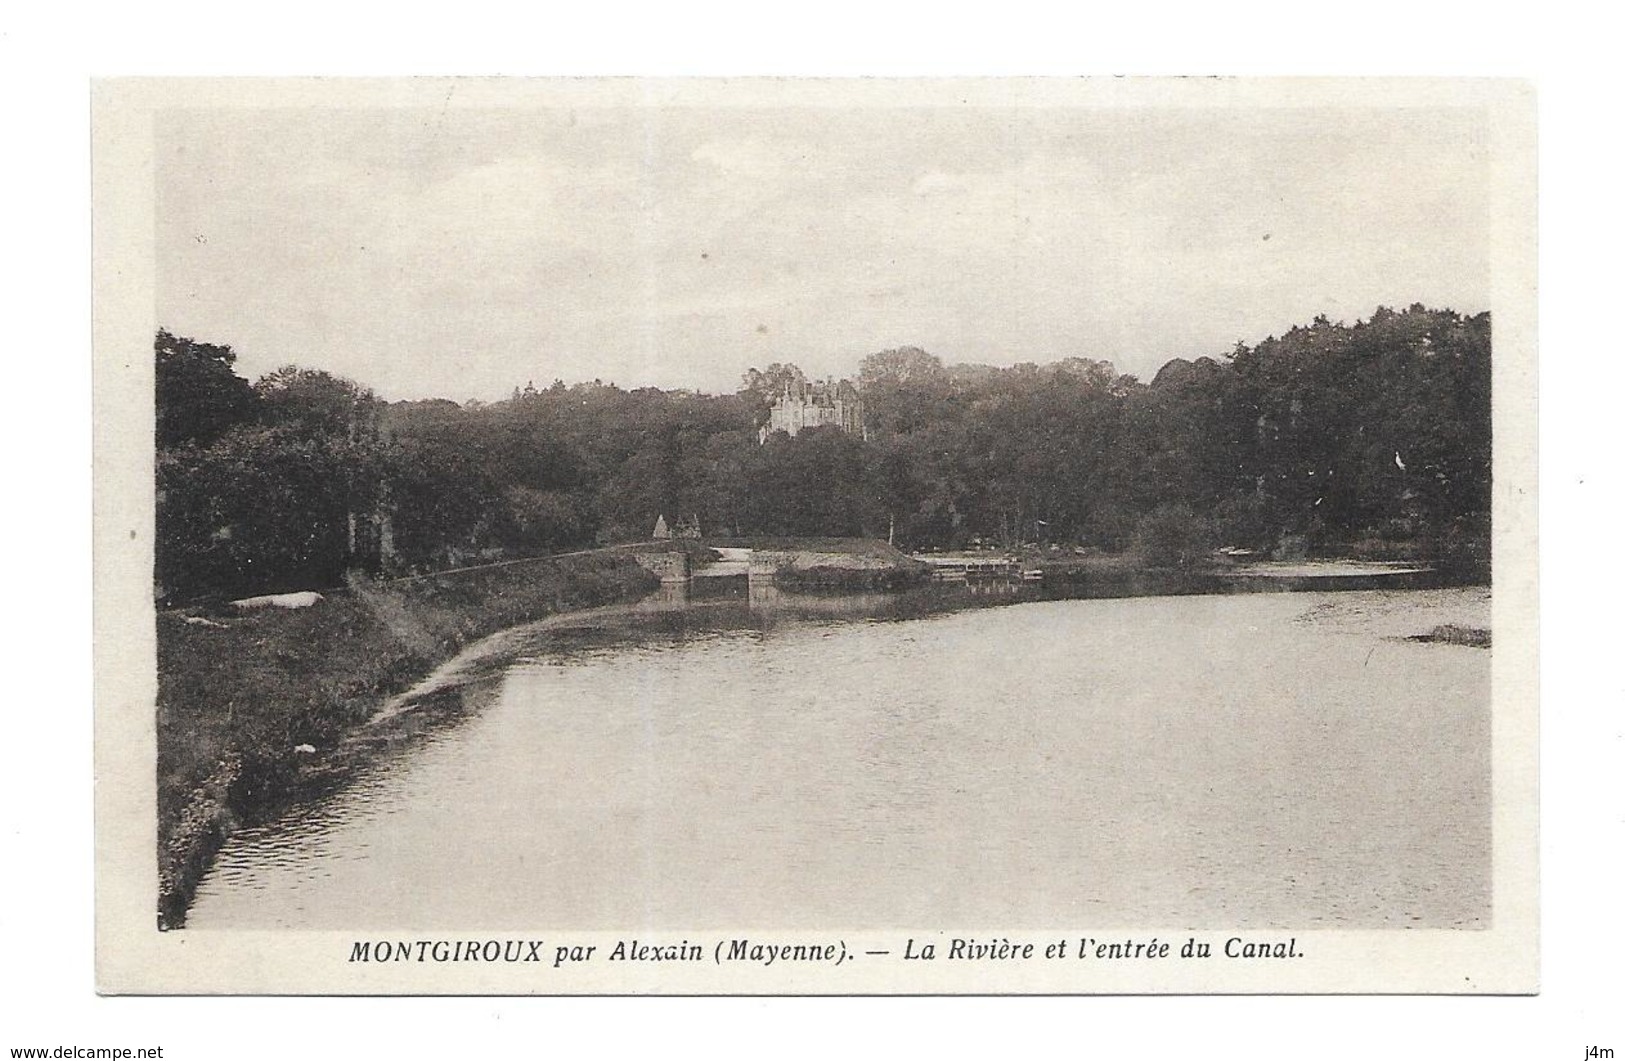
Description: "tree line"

(155, 304), (1490, 602)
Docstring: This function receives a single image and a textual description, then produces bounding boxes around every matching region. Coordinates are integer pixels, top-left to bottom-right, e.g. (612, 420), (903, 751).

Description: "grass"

(155, 548), (659, 927)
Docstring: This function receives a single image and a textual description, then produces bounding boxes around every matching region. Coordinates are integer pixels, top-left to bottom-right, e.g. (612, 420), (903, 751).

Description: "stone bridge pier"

(748, 551), (790, 579)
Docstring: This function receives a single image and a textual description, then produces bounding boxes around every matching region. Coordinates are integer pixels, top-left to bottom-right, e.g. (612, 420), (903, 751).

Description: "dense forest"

(155, 304), (1491, 602)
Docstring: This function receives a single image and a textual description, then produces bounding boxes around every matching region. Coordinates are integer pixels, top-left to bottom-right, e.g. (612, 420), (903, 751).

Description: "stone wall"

(633, 550), (691, 582)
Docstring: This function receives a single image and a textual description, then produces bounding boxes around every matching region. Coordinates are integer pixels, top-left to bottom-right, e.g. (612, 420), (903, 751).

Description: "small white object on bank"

(231, 591), (325, 610)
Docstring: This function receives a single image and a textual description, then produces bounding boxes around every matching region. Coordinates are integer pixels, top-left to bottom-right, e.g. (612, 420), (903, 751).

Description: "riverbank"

(983, 546), (1486, 597)
(156, 548), (660, 928)
(183, 585), (1492, 932)
(155, 536), (1473, 926)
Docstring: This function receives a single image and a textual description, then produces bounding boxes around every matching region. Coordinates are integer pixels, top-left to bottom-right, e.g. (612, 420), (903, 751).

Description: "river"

(187, 580), (1491, 931)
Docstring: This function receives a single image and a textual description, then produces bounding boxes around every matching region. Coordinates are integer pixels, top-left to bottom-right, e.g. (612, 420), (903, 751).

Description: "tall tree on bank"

(155, 329), (257, 448)
(156, 353), (387, 602)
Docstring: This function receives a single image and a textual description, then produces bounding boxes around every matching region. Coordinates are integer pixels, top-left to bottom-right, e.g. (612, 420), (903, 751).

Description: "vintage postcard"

(93, 77), (1537, 994)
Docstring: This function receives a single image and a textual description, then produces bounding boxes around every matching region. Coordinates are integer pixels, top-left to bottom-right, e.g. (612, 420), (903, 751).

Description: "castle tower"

(759, 377), (866, 443)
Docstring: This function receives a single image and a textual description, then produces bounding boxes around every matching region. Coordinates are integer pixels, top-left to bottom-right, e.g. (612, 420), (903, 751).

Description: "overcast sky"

(155, 98), (1492, 401)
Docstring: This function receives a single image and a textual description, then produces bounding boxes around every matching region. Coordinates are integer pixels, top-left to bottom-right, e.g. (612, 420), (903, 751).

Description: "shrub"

(1134, 503), (1215, 569)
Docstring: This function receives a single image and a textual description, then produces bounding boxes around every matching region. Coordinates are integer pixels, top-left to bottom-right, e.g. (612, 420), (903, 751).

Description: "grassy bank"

(156, 548), (659, 928)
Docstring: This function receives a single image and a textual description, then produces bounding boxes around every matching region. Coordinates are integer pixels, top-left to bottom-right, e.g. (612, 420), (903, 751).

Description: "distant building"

(759, 377), (867, 443)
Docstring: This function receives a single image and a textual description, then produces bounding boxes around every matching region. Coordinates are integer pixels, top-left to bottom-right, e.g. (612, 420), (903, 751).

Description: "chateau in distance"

(759, 377), (868, 444)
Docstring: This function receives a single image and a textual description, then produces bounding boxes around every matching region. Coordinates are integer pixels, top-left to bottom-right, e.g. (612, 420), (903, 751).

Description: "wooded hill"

(155, 304), (1491, 602)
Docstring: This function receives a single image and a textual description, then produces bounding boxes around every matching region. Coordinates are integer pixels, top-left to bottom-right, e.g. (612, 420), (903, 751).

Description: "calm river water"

(188, 581), (1491, 931)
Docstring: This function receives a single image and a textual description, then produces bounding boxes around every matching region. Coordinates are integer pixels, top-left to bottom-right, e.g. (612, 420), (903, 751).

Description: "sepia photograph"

(91, 77), (1537, 994)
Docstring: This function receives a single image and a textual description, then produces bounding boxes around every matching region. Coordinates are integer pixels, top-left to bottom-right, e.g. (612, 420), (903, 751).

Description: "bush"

(1083, 504), (1139, 553)
(1212, 495), (1269, 551)
(155, 427), (364, 601)
(1134, 503), (1215, 569)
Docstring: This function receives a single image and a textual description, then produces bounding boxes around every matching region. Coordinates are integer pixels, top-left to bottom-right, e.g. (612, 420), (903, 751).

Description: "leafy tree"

(858, 347), (955, 437)
(155, 329), (257, 448)
(747, 427), (874, 537)
(153, 304), (1492, 596)
(156, 356), (389, 599)
(382, 402), (500, 568)
(255, 365), (379, 438)
(738, 362), (807, 424)
(156, 426), (365, 600)
(858, 346), (946, 388)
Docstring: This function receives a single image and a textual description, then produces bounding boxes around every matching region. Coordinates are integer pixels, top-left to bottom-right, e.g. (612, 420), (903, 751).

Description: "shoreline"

(180, 579), (1493, 932)
(156, 536), (925, 928)
(156, 539), (1478, 927)
(156, 548), (664, 928)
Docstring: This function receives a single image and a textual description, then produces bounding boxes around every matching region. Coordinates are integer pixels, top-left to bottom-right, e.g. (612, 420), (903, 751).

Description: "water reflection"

(643, 579), (691, 608)
(747, 575), (775, 610)
(614, 573), (988, 632)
